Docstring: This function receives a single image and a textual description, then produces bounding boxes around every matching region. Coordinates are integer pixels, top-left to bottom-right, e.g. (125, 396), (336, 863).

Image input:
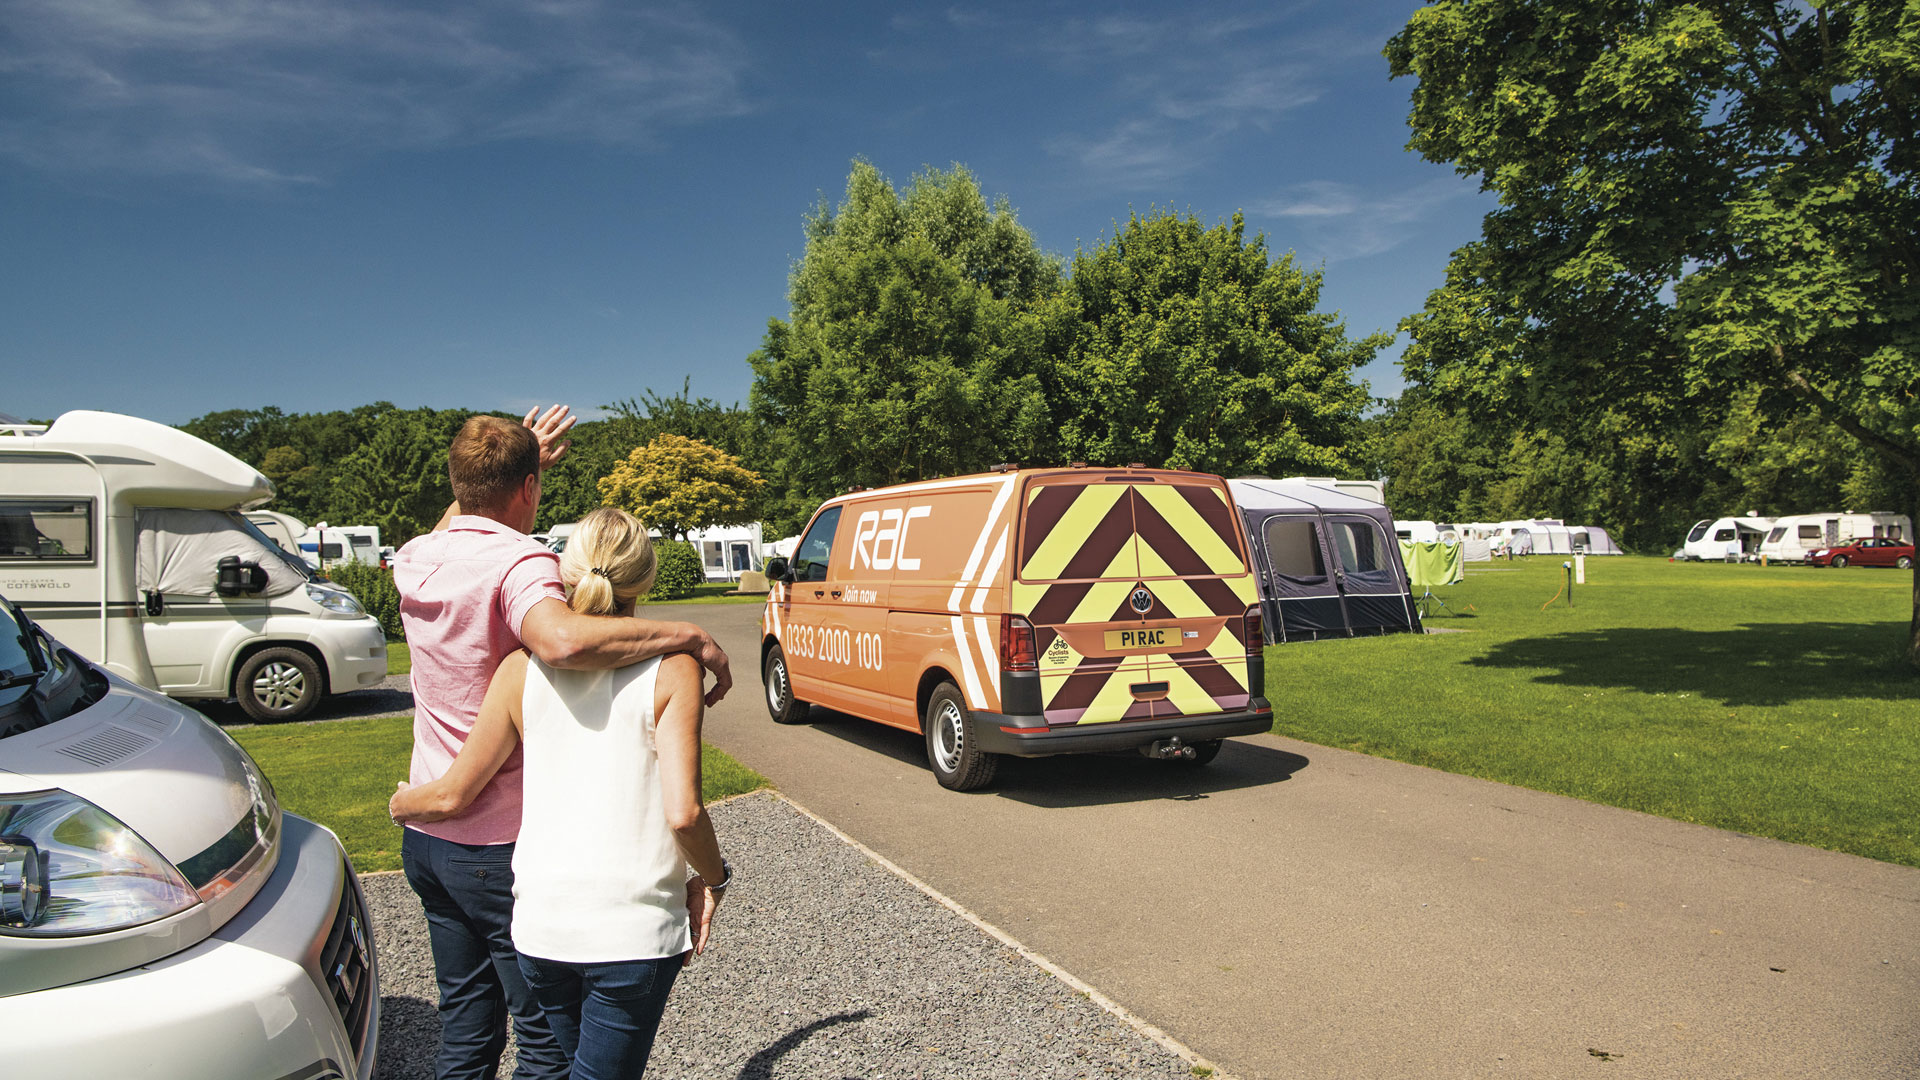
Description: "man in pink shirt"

(393, 409), (730, 1080)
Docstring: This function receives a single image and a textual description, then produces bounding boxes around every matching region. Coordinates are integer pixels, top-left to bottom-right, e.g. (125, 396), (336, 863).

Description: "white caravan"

(1677, 516), (1773, 561)
(1759, 512), (1912, 564)
(685, 522), (766, 583)
(1, 411), (388, 721)
(296, 523), (381, 568)
(1, 598), (378, 1079)
(244, 509), (307, 560)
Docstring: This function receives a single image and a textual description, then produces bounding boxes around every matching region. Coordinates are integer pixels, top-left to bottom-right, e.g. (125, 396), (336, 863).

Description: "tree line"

(181, 1), (1919, 665)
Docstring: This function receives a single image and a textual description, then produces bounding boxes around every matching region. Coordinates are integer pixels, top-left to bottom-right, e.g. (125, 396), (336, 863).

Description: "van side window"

(791, 507), (843, 583)
(1712, 528), (1735, 542)
(1797, 525), (1822, 540)
(0, 499), (92, 562)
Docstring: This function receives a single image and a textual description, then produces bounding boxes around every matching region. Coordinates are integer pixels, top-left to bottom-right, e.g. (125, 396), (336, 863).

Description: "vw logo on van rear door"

(1129, 586), (1154, 613)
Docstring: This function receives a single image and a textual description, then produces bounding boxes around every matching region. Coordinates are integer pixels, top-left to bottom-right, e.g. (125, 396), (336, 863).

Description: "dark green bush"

(325, 560), (403, 640)
(647, 540), (703, 601)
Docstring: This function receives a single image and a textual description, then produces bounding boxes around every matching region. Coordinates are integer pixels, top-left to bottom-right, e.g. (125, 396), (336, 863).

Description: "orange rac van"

(760, 465), (1271, 790)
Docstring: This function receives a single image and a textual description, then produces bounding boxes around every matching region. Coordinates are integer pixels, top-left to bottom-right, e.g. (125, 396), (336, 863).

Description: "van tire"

(925, 683), (997, 791)
(764, 644), (810, 724)
(236, 648), (322, 722)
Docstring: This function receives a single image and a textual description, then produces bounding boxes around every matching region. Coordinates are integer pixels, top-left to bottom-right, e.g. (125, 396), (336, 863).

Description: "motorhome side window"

(1798, 525), (1823, 540)
(0, 499), (92, 562)
(791, 507), (843, 583)
(1713, 528), (1736, 542)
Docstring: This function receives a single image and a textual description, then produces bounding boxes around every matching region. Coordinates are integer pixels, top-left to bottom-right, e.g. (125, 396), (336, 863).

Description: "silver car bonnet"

(0, 677), (281, 996)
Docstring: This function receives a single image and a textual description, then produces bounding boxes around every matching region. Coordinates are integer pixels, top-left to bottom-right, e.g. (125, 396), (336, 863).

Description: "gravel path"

(365, 792), (1207, 1080)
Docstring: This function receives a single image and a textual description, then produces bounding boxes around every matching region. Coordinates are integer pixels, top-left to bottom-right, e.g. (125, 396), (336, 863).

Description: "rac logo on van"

(850, 505), (932, 571)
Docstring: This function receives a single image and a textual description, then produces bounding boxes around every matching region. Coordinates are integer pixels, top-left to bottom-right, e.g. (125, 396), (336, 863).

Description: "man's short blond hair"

(448, 416), (538, 515)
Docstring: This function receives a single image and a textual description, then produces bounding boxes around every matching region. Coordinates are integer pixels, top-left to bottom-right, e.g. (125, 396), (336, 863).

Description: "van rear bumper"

(969, 701), (1273, 757)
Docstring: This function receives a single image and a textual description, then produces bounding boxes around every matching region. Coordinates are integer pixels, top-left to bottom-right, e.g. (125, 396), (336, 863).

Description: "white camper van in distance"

(1759, 512), (1912, 564)
(1, 411), (388, 721)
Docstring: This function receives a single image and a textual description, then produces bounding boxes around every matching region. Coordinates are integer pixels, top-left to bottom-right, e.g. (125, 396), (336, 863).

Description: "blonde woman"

(391, 507), (728, 1079)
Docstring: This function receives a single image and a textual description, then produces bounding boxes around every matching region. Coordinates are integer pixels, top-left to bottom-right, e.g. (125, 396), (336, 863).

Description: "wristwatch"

(708, 859), (733, 894)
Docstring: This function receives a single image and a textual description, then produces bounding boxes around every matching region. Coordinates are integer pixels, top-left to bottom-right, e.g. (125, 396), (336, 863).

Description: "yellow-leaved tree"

(597, 433), (763, 540)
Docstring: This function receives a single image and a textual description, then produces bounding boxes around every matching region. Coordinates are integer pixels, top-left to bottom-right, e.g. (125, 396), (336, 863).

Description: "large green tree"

(748, 161), (1062, 533)
(1054, 210), (1384, 476)
(1388, 0), (1920, 658)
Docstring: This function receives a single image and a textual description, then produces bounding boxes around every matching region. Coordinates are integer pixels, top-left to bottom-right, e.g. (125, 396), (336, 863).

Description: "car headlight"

(1812, 549), (1828, 556)
(307, 582), (365, 616)
(0, 791), (198, 935)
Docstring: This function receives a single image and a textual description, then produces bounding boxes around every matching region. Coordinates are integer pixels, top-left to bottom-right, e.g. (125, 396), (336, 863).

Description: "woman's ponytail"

(557, 508), (658, 615)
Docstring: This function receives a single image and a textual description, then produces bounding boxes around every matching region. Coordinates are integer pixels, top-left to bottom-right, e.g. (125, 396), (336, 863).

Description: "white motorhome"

(1, 597), (378, 1078)
(244, 509), (307, 561)
(1759, 512), (1912, 564)
(296, 523), (381, 569)
(1, 411), (388, 721)
(1678, 516), (1773, 561)
(685, 522), (766, 583)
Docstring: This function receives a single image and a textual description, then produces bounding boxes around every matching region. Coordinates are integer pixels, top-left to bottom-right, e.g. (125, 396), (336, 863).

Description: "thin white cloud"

(0, 0), (752, 184)
(1252, 177), (1487, 261)
(1017, 7), (1371, 187)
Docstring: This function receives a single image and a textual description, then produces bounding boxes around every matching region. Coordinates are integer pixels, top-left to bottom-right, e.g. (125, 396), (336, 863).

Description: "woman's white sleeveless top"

(510, 656), (692, 963)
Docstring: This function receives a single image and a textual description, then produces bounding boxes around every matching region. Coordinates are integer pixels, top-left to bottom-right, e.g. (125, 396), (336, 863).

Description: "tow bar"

(1142, 736), (1197, 760)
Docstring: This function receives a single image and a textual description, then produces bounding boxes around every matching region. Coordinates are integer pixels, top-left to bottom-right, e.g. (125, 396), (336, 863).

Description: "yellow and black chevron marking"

(1013, 481), (1257, 726)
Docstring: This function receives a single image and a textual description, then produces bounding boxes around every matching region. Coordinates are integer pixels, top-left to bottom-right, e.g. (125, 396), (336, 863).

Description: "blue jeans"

(515, 952), (683, 1080)
(401, 829), (568, 1080)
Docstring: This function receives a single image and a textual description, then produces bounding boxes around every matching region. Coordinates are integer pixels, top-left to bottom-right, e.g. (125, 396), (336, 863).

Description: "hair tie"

(589, 566), (611, 579)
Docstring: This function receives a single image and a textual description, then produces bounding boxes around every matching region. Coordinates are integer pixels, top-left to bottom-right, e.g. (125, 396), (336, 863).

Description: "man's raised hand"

(522, 404), (577, 471)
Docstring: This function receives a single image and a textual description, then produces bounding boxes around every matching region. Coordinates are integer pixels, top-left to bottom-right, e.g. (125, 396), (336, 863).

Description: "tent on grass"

(1228, 478), (1420, 643)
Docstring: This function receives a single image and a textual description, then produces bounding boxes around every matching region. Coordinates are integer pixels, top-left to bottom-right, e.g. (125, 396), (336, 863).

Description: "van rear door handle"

(830, 590), (842, 598)
(813, 589), (825, 598)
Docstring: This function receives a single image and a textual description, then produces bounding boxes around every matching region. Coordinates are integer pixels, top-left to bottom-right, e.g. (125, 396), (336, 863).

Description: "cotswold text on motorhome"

(1, 411), (388, 721)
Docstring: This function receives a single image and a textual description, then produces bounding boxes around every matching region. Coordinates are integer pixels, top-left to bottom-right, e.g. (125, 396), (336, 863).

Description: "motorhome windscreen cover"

(0, 499), (91, 561)
(135, 508), (306, 598)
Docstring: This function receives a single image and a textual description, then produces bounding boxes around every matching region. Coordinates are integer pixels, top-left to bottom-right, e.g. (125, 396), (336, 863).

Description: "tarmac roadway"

(682, 601), (1920, 1080)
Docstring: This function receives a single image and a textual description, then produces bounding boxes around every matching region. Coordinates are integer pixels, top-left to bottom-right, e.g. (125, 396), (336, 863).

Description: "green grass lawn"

(1267, 555), (1920, 866)
(234, 715), (770, 872)
(386, 641), (409, 676)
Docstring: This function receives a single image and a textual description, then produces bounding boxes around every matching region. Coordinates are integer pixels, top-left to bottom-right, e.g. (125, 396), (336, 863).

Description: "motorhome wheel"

(237, 647), (322, 721)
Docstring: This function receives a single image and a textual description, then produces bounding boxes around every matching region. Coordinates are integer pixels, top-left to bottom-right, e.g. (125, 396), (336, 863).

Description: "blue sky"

(2, 0), (1490, 426)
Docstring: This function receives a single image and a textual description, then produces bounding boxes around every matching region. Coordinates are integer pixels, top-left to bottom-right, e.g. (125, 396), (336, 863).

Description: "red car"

(1809, 536), (1915, 568)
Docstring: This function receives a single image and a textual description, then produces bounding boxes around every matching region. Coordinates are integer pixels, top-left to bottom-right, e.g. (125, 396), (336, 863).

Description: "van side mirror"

(216, 556), (269, 596)
(763, 557), (792, 583)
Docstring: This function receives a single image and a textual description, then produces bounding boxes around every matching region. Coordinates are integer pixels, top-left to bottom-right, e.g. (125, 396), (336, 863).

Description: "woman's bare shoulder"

(491, 648), (531, 688)
(653, 651), (702, 706)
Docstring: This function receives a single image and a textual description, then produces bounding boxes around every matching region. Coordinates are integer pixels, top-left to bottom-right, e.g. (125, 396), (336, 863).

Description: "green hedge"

(648, 540), (703, 601)
(324, 561), (403, 640)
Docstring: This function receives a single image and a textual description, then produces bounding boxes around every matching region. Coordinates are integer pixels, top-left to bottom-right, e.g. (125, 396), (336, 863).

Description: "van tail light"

(1245, 603), (1269, 712)
(1001, 613), (1037, 672)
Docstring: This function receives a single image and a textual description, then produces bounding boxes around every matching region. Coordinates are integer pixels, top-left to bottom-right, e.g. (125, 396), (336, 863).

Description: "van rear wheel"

(236, 647), (322, 722)
(925, 683), (997, 791)
(764, 644), (809, 724)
